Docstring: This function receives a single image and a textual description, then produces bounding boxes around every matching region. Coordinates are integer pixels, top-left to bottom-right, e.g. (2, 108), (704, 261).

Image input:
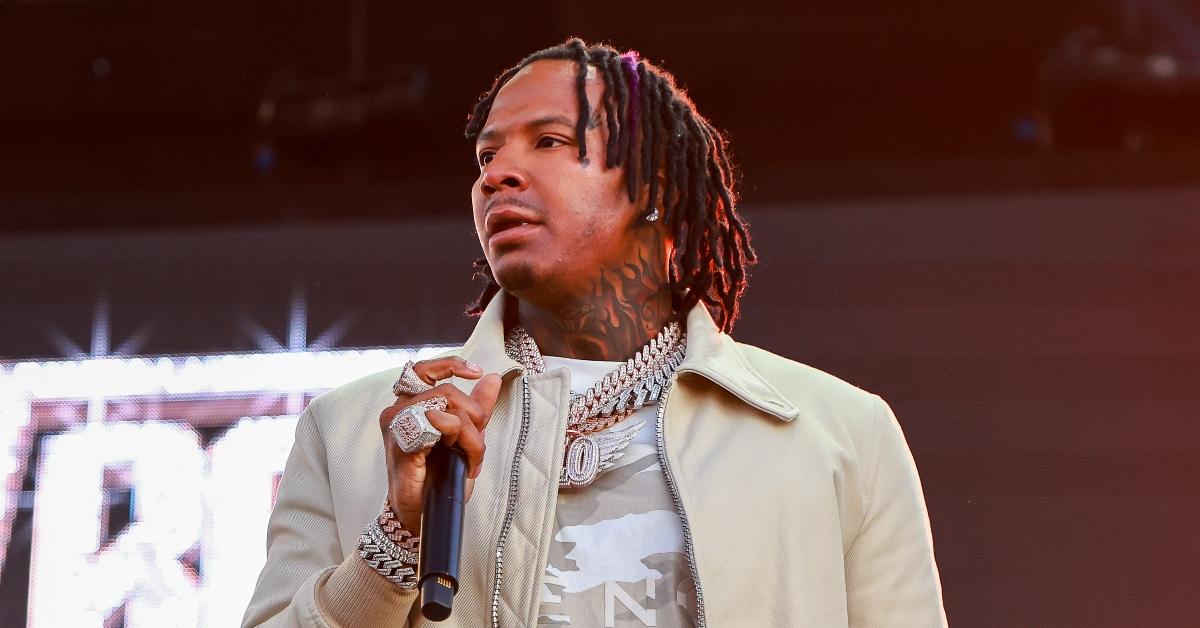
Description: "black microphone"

(418, 444), (467, 622)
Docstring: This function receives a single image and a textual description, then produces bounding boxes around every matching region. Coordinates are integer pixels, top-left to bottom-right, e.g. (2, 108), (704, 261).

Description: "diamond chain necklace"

(504, 321), (687, 487)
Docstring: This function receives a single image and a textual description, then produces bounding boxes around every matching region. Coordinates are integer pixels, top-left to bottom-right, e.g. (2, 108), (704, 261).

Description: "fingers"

(399, 359), (500, 430)
(410, 356), (484, 385)
(406, 383), (485, 429)
(469, 374), (503, 430)
(453, 416), (486, 479)
(378, 390), (486, 451)
(424, 409), (486, 479)
(422, 408), (462, 445)
(378, 363), (502, 485)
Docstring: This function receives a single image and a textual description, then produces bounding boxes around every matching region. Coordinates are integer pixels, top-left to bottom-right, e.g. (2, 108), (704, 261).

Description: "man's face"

(471, 59), (655, 307)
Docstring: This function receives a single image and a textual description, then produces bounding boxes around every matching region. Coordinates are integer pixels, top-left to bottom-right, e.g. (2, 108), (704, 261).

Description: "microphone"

(418, 444), (467, 622)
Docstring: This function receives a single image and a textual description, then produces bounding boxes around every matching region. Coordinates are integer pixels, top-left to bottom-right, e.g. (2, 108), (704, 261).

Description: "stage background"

(3, 2), (1199, 626)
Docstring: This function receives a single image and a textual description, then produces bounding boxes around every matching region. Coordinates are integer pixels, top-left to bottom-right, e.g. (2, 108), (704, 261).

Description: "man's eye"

(537, 136), (565, 148)
(477, 151), (494, 167)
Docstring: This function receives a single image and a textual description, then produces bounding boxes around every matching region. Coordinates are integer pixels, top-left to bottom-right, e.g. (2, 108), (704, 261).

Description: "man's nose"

(479, 149), (529, 196)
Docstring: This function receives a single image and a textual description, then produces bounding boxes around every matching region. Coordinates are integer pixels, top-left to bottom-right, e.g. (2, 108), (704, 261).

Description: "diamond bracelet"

(356, 502), (421, 589)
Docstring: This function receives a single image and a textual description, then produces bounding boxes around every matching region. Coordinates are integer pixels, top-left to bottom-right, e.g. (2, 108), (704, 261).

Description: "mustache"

(485, 196), (540, 214)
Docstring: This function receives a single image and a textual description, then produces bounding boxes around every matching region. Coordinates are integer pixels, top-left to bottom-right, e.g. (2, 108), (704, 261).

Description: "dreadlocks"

(464, 38), (757, 333)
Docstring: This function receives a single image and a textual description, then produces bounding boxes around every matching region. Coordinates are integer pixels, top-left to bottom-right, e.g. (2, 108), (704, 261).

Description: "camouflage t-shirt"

(538, 355), (697, 628)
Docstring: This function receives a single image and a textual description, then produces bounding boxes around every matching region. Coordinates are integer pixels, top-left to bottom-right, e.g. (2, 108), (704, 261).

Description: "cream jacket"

(242, 297), (947, 627)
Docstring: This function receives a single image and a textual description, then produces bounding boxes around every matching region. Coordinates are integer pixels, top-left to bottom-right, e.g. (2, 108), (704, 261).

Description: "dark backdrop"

(4, 1), (1200, 626)
(5, 190), (1198, 626)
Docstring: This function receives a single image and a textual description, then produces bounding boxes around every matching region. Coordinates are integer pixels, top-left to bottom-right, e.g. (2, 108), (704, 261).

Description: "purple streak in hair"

(620, 51), (641, 133)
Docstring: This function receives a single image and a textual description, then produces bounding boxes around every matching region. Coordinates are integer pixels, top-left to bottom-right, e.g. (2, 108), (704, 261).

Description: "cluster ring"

(389, 397), (449, 454)
(393, 360), (434, 397)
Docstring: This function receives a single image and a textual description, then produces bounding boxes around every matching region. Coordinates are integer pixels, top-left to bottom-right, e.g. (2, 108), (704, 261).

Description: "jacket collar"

(457, 293), (800, 423)
(456, 294), (523, 380)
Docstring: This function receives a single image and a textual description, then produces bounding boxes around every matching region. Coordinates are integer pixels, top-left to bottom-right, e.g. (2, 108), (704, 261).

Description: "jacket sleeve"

(844, 395), (948, 627)
(241, 403), (418, 627)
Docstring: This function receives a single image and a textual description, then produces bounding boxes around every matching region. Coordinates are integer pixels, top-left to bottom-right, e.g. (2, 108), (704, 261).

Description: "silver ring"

(393, 360), (434, 397)
(389, 397), (448, 454)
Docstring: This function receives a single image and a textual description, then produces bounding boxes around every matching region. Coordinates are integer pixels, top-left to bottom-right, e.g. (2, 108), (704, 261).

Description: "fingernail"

(466, 361), (483, 372)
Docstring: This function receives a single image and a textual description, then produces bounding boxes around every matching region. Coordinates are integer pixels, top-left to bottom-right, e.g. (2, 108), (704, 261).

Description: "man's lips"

(485, 205), (543, 240)
(487, 222), (541, 247)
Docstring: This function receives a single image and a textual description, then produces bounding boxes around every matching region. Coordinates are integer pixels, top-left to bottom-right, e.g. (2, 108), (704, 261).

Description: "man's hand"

(378, 357), (502, 533)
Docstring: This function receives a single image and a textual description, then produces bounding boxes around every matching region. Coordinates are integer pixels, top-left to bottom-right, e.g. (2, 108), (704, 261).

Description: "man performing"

(242, 38), (946, 627)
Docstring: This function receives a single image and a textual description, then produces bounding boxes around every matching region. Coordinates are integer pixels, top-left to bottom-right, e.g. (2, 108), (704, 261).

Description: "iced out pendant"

(558, 420), (644, 488)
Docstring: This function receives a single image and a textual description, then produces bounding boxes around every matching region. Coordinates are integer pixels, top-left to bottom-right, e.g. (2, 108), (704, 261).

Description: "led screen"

(0, 347), (448, 627)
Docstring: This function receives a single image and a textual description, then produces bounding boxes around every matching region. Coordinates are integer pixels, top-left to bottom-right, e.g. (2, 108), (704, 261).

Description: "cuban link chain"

(504, 321), (686, 487)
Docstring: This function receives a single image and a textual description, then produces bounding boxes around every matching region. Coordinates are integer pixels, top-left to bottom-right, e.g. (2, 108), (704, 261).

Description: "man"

(243, 38), (946, 627)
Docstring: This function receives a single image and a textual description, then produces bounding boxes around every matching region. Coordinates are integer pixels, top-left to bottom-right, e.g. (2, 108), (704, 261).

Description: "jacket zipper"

(491, 375), (533, 628)
(655, 383), (707, 627)
(491, 376), (707, 627)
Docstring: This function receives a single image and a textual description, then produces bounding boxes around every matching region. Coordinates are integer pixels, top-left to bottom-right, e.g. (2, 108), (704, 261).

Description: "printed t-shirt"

(536, 355), (697, 628)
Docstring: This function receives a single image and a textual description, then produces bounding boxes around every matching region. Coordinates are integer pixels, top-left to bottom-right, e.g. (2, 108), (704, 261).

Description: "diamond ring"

(393, 361), (434, 397)
(389, 397), (448, 454)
